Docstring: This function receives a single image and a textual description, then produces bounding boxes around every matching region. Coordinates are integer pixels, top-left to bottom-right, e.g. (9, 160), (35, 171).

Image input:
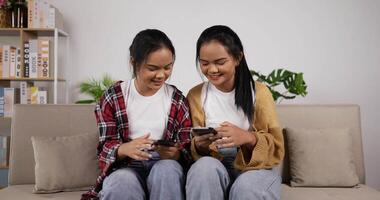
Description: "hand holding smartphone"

(191, 127), (217, 136)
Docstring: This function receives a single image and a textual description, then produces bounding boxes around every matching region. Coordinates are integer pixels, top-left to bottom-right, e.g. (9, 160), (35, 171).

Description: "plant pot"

(0, 8), (11, 28)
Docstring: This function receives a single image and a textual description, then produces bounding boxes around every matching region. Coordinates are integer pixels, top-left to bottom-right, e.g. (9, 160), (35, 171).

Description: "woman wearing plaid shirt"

(82, 29), (192, 200)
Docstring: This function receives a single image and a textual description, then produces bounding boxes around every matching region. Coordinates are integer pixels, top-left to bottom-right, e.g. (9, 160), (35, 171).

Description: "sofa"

(0, 104), (379, 200)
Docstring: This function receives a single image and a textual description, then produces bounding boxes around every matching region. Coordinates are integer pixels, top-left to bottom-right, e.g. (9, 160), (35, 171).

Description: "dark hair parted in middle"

(196, 25), (256, 123)
(129, 29), (175, 77)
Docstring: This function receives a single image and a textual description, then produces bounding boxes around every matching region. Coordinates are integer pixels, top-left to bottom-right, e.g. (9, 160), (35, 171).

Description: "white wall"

(49, 0), (380, 189)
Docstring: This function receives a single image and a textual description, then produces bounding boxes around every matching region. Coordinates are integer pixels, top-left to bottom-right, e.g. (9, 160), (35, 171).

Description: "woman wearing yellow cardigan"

(186, 25), (285, 200)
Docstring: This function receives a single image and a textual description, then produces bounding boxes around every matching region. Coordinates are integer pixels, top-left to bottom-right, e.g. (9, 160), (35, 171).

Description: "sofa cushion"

(281, 184), (380, 200)
(1, 184), (379, 200)
(286, 128), (359, 187)
(31, 133), (99, 193)
(0, 185), (83, 200)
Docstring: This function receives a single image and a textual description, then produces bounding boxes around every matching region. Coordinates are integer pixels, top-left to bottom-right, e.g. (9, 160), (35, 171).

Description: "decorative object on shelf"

(9, 0), (27, 28)
(76, 74), (116, 104)
(0, 0), (11, 28)
(250, 68), (308, 103)
(0, 0), (27, 28)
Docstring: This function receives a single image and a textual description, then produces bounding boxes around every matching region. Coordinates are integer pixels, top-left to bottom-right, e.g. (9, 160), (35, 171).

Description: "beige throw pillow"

(31, 133), (99, 193)
(285, 128), (359, 187)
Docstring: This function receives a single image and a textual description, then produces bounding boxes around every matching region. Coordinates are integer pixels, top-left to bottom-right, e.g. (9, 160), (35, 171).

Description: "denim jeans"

(100, 152), (184, 200)
(186, 148), (281, 200)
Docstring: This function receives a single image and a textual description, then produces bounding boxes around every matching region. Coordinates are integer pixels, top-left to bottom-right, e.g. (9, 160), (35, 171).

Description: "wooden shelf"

(0, 78), (66, 82)
(0, 28), (68, 37)
(0, 166), (8, 169)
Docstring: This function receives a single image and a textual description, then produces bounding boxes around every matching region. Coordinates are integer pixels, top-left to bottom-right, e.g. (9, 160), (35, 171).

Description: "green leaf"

(250, 68), (308, 103)
(76, 73), (117, 104)
(75, 100), (96, 104)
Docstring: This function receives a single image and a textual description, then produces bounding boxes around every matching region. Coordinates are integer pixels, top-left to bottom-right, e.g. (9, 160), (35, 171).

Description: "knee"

(230, 174), (253, 195)
(151, 159), (183, 175)
(188, 156), (226, 178)
(230, 170), (281, 199)
(102, 168), (139, 190)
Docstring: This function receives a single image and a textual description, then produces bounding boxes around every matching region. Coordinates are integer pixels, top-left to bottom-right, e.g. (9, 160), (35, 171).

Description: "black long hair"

(196, 25), (255, 123)
(129, 29), (175, 77)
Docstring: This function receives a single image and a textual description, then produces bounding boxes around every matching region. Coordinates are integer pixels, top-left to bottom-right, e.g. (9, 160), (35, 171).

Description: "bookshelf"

(0, 1), (67, 188)
(0, 29), (69, 183)
(0, 28), (69, 104)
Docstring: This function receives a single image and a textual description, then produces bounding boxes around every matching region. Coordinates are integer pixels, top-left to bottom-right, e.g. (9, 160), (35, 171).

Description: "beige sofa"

(0, 104), (379, 200)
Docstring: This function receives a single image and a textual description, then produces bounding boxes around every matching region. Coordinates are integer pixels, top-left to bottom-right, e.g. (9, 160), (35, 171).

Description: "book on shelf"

(48, 5), (64, 29)
(37, 90), (47, 104)
(28, 0), (64, 29)
(9, 47), (17, 78)
(29, 40), (38, 78)
(23, 42), (30, 78)
(2, 45), (11, 78)
(0, 47), (2, 78)
(0, 88), (4, 117)
(0, 136), (10, 168)
(4, 88), (20, 118)
(37, 40), (49, 78)
(20, 82), (47, 105)
(16, 48), (22, 78)
(30, 86), (38, 104)
(20, 81), (29, 104)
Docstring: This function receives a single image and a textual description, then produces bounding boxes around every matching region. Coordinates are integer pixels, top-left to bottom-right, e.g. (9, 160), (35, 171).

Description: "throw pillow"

(285, 127), (359, 187)
(31, 132), (99, 193)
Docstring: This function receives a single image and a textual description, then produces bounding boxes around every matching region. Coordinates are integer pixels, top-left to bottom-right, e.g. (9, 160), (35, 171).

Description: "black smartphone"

(192, 127), (217, 136)
(153, 140), (176, 147)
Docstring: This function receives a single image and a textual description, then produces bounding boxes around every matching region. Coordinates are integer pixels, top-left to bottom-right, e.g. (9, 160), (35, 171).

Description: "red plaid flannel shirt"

(81, 81), (192, 200)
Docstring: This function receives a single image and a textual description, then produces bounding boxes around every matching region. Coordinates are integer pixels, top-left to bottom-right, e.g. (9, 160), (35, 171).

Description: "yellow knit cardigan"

(187, 81), (285, 171)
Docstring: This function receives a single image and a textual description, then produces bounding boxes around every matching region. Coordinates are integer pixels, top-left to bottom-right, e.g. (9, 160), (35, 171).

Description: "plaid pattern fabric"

(81, 81), (193, 200)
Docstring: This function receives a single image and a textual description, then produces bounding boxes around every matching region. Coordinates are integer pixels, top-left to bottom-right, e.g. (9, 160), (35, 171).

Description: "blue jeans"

(186, 149), (281, 200)
(100, 152), (185, 200)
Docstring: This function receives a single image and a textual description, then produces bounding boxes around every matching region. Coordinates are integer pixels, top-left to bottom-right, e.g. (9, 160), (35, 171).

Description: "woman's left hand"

(211, 121), (256, 149)
(154, 144), (181, 160)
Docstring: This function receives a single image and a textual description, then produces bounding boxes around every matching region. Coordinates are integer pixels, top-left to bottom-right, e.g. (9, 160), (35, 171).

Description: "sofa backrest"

(277, 104), (365, 184)
(9, 105), (97, 185)
(8, 104), (365, 185)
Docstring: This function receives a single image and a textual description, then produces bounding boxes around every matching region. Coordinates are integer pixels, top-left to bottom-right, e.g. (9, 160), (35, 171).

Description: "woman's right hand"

(117, 133), (154, 161)
(193, 133), (215, 155)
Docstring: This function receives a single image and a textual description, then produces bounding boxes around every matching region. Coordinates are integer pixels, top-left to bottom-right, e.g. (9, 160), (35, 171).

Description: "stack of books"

(0, 84), (47, 117)
(0, 39), (50, 79)
(28, 0), (64, 29)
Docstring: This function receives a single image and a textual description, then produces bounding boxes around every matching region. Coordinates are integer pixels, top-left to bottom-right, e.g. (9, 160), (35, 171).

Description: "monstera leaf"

(250, 69), (307, 102)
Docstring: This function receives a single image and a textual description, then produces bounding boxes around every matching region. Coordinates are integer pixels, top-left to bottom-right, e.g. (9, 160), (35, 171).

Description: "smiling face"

(134, 47), (174, 96)
(199, 40), (240, 92)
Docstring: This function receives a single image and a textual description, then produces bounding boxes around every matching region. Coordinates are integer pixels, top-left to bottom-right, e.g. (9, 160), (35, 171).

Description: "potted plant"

(251, 69), (308, 103)
(75, 74), (117, 104)
(0, 0), (11, 28)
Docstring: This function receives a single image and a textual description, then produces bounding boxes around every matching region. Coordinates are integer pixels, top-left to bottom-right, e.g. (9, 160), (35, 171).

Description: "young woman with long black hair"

(82, 29), (192, 200)
(186, 25), (284, 200)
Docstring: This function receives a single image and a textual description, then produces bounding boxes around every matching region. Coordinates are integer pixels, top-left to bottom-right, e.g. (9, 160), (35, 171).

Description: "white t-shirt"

(203, 82), (251, 131)
(121, 79), (174, 140)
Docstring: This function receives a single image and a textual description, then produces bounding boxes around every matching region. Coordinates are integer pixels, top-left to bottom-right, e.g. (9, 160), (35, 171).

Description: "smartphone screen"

(153, 140), (176, 147)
